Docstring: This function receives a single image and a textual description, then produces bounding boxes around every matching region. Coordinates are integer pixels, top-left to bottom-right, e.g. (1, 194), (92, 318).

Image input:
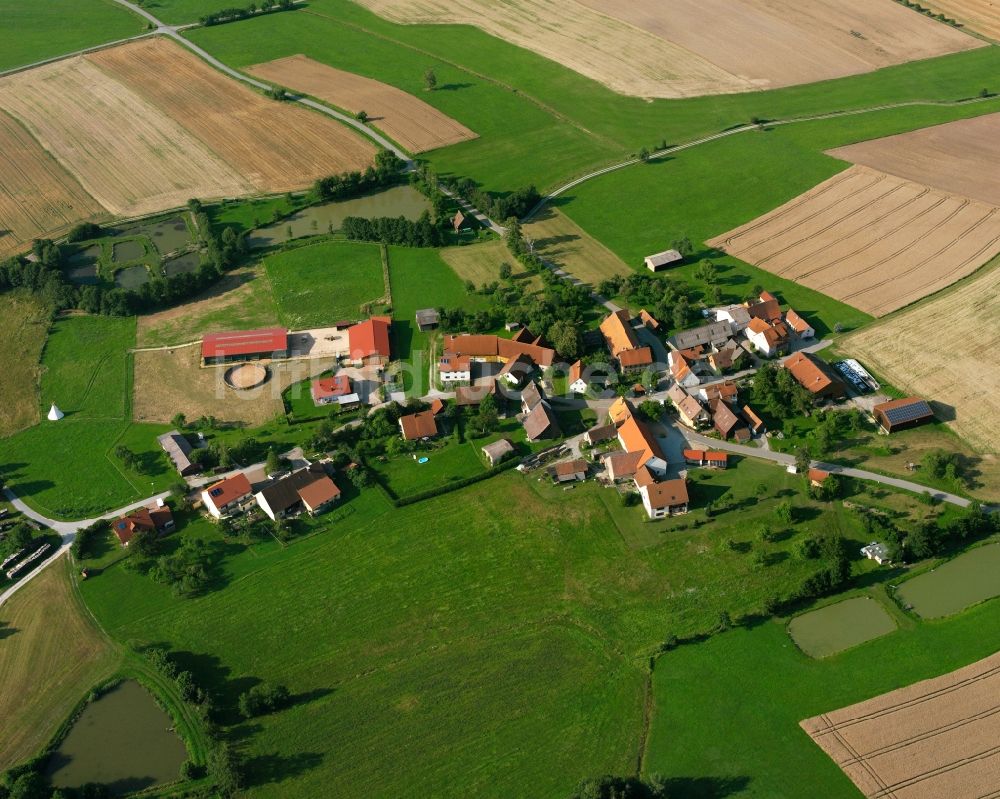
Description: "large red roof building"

(202, 328), (288, 365)
(348, 317), (392, 365)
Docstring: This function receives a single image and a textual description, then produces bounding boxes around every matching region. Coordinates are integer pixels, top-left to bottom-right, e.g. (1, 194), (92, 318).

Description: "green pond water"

(788, 596), (897, 658)
(112, 240), (145, 263)
(47, 680), (187, 795)
(114, 265), (150, 289)
(163, 251), (201, 277)
(897, 543), (1000, 618)
(248, 185), (431, 247)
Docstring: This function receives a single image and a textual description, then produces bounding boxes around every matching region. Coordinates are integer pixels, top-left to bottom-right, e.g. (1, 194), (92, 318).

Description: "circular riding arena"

(224, 363), (270, 391)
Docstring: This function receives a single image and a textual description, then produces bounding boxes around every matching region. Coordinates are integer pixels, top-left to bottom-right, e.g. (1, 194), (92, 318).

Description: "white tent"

(47, 403), (64, 421)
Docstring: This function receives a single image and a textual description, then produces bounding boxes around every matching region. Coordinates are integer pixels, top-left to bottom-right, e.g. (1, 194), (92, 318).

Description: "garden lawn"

(0, 292), (49, 437)
(264, 241), (385, 329)
(0, 0), (144, 72)
(387, 246), (488, 392)
(645, 596), (1000, 798)
(0, 557), (120, 771)
(209, 195), (305, 236)
(374, 440), (486, 498)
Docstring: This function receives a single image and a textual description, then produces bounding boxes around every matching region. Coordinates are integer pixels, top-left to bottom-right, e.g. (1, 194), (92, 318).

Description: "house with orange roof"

(399, 409), (439, 440)
(201, 473), (254, 519)
(783, 352), (846, 399)
(113, 501), (175, 546)
(668, 384), (709, 429)
(311, 374), (361, 408)
(600, 310), (653, 373)
(669, 350), (701, 388)
(568, 360), (588, 394)
(745, 317), (790, 356)
(347, 317), (392, 367)
(438, 354), (472, 384)
(785, 309), (814, 339)
(639, 478), (689, 519)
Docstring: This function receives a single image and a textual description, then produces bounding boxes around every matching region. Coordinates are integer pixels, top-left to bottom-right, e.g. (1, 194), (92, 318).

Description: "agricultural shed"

(872, 397), (935, 433)
(644, 249), (683, 271)
(202, 327), (288, 365)
(482, 438), (514, 467)
(157, 430), (199, 476)
(415, 308), (439, 332)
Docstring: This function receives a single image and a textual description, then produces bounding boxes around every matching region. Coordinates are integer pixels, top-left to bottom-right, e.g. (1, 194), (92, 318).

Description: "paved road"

(678, 427), (977, 509)
(0, 488), (171, 608)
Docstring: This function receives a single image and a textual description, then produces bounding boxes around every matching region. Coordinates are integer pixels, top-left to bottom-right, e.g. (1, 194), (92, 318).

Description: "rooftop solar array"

(880, 399), (933, 425)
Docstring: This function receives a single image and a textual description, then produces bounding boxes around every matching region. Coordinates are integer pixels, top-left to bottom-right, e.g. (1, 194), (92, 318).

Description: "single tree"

(424, 67), (437, 91)
(356, 110), (369, 124)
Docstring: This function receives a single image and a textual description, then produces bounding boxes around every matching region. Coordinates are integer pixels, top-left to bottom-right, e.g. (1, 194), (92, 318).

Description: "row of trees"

(342, 212), (446, 247)
(311, 150), (405, 202)
(200, 0), (294, 26)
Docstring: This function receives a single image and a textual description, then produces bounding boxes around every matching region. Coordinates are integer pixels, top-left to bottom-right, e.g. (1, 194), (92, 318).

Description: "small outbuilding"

(873, 397), (935, 433)
(644, 249), (683, 272)
(861, 542), (891, 565)
(554, 459), (588, 483)
(482, 438), (515, 467)
(415, 308), (440, 332)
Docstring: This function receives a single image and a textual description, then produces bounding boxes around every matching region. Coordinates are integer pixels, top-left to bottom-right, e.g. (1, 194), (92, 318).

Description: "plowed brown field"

(923, 0), (1000, 39)
(708, 165), (1000, 317)
(90, 39), (375, 193)
(843, 260), (1000, 453)
(828, 112), (1000, 207)
(0, 111), (105, 258)
(802, 650), (1000, 799)
(0, 56), (251, 216)
(353, 0), (980, 97)
(247, 54), (476, 154)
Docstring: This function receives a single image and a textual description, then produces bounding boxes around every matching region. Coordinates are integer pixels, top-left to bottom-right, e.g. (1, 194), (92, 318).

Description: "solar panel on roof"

(882, 401), (933, 425)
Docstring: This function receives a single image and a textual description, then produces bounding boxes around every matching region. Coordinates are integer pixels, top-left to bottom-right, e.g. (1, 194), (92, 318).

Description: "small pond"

(112, 239), (145, 263)
(248, 185), (431, 247)
(788, 596), (897, 658)
(138, 216), (192, 255)
(47, 680), (188, 795)
(163, 251), (201, 277)
(67, 265), (100, 285)
(896, 543), (1000, 619)
(68, 244), (101, 268)
(115, 265), (150, 289)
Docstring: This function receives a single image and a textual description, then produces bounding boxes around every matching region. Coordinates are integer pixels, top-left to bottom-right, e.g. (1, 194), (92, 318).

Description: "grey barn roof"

(158, 430), (197, 475)
(670, 321), (735, 351)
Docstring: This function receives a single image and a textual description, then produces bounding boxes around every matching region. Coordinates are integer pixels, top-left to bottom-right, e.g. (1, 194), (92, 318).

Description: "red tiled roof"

(555, 459), (587, 477)
(600, 310), (639, 357)
(618, 346), (653, 368)
(298, 475), (341, 510)
(439, 354), (472, 372)
(808, 468), (830, 483)
(349, 317), (392, 360)
(429, 398), (446, 415)
(785, 309), (811, 334)
(113, 505), (173, 546)
(705, 451), (728, 464)
(202, 328), (287, 359)
(312, 374), (352, 400)
(683, 449), (706, 461)
(643, 478), (689, 509)
(400, 410), (438, 440)
(747, 298), (781, 323)
(784, 352), (844, 395)
(203, 473), (252, 510)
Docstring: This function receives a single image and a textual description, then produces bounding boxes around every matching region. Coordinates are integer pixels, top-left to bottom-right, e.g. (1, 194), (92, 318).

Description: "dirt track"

(708, 165), (1000, 317)
(354, 0), (980, 98)
(843, 260), (1000, 454)
(802, 650), (1000, 799)
(247, 54), (476, 154)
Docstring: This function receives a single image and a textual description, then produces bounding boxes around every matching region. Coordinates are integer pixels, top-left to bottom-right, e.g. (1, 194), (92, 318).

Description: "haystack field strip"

(353, 0), (980, 98)
(828, 112), (1000, 208)
(523, 207), (632, 287)
(801, 650), (1000, 799)
(0, 110), (107, 259)
(707, 165), (1000, 317)
(580, 0), (981, 92)
(843, 260), (1000, 454)
(0, 558), (119, 771)
(923, 0), (1000, 40)
(246, 54), (477, 154)
(0, 56), (253, 217)
(90, 39), (376, 193)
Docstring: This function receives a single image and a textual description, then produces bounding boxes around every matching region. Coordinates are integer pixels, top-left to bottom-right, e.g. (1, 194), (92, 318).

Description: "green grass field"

(374, 440), (486, 498)
(644, 590), (1000, 798)
(0, 0), (145, 72)
(264, 241), (385, 329)
(186, 1), (1000, 192)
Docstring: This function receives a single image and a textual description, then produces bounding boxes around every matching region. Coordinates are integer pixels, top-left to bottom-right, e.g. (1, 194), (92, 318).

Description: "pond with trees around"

(46, 680), (188, 795)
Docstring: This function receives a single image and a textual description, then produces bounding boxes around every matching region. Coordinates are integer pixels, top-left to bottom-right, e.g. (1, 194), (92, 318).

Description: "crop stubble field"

(352, 0), (980, 98)
(801, 650), (1000, 799)
(246, 54), (476, 153)
(0, 293), (50, 436)
(924, 0), (1000, 39)
(0, 37), (375, 247)
(844, 260), (1000, 453)
(708, 165), (1000, 317)
(523, 206), (632, 287)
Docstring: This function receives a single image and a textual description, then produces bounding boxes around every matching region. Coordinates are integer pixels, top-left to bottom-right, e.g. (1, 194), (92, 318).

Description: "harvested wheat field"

(923, 0), (1000, 39)
(354, 0), (980, 97)
(802, 650), (1000, 799)
(0, 110), (106, 258)
(708, 165), (1000, 317)
(247, 54), (476, 153)
(0, 293), (50, 437)
(844, 260), (1000, 453)
(0, 57), (251, 216)
(134, 345), (302, 427)
(91, 39), (375, 192)
(0, 557), (119, 771)
(828, 112), (1000, 207)
(524, 207), (632, 287)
